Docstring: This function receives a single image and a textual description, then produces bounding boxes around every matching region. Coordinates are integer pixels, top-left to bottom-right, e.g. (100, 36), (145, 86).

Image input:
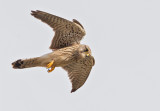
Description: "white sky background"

(1, 0), (160, 111)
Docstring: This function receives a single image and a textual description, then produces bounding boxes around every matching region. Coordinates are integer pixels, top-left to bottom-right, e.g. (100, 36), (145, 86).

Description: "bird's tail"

(12, 52), (55, 69)
(12, 57), (43, 69)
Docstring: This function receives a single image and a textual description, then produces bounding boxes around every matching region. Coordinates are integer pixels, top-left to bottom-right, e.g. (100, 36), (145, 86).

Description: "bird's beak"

(86, 53), (90, 56)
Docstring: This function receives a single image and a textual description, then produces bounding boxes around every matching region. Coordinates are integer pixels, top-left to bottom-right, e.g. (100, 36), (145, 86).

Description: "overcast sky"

(1, 0), (160, 111)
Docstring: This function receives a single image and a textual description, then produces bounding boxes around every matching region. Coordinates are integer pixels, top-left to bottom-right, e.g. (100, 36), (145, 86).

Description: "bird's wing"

(31, 10), (86, 49)
(62, 56), (95, 92)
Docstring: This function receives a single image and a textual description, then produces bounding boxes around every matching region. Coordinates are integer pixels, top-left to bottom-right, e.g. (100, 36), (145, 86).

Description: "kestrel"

(12, 10), (95, 92)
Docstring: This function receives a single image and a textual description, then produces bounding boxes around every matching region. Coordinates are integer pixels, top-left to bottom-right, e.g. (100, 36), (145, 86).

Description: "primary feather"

(31, 10), (86, 49)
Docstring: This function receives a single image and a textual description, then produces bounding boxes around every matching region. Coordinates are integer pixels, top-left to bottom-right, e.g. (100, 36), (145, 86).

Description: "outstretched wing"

(62, 56), (95, 93)
(31, 10), (86, 49)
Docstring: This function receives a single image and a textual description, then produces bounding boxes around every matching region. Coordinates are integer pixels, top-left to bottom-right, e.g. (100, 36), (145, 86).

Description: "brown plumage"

(12, 10), (95, 92)
(31, 10), (86, 49)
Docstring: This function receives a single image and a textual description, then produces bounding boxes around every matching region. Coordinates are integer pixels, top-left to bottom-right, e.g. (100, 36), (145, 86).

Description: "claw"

(47, 67), (55, 73)
(46, 60), (55, 73)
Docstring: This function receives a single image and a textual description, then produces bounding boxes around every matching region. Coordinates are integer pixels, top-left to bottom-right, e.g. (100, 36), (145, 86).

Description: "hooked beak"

(86, 53), (90, 56)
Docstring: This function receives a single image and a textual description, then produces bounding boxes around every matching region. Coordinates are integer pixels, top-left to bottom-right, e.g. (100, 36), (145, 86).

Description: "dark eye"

(84, 48), (88, 52)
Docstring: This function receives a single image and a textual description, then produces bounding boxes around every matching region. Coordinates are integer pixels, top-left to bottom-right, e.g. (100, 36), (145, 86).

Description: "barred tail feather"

(12, 57), (42, 69)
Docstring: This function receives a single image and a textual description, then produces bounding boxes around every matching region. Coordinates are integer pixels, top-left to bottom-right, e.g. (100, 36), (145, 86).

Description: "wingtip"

(30, 10), (41, 16)
(71, 88), (77, 93)
(31, 10), (35, 16)
(31, 10), (37, 16)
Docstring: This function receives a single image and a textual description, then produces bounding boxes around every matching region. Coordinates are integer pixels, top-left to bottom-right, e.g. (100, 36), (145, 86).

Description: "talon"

(47, 67), (55, 73)
(47, 60), (54, 68)
(47, 60), (55, 73)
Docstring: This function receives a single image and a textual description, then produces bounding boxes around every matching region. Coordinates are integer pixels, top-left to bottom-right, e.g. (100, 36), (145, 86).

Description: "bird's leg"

(47, 60), (55, 73)
(47, 60), (54, 68)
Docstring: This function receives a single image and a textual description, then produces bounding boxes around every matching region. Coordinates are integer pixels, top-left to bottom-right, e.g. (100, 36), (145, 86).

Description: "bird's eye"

(84, 48), (88, 52)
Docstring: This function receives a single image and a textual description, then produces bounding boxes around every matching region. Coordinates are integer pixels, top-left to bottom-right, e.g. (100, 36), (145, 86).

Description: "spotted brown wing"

(62, 56), (95, 92)
(31, 10), (86, 49)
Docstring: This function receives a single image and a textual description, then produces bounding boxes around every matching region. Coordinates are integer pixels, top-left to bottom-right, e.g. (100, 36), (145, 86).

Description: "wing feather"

(62, 56), (95, 92)
(31, 10), (86, 49)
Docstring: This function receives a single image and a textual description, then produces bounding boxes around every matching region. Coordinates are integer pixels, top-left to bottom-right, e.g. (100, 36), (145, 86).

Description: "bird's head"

(77, 44), (92, 59)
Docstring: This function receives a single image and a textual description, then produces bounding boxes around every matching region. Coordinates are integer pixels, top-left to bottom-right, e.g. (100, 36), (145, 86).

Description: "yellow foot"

(47, 60), (54, 68)
(47, 60), (55, 73)
(47, 67), (55, 73)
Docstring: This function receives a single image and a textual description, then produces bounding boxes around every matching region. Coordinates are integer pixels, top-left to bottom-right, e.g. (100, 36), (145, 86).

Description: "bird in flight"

(12, 10), (95, 93)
